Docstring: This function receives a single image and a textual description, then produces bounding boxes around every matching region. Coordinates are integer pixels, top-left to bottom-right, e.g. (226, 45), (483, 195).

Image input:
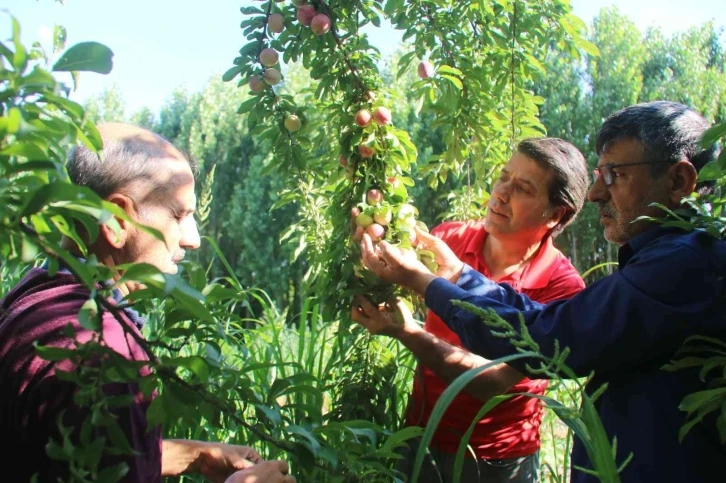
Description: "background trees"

(86, 6), (726, 291)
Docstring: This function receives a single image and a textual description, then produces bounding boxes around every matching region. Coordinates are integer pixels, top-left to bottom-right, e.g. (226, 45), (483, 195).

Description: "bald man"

(0, 124), (294, 483)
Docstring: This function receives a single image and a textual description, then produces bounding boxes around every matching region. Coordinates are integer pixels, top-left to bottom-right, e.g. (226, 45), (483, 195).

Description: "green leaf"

(34, 343), (76, 362)
(52, 42), (114, 74)
(698, 161), (726, 182)
(96, 463), (129, 483)
(679, 387), (726, 413)
(78, 298), (100, 331)
(701, 122), (726, 148)
(237, 97), (260, 114)
(222, 65), (242, 82)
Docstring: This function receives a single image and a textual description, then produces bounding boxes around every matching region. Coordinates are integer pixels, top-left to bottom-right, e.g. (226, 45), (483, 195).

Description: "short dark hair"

(516, 137), (589, 238)
(67, 125), (197, 199)
(596, 101), (717, 193)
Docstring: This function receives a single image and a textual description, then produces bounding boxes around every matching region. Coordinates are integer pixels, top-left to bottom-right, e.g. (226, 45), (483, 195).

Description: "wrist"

(408, 270), (437, 295)
(447, 262), (464, 284)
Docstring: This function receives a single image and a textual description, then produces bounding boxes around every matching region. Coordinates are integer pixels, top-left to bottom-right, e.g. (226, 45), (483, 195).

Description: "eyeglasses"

(592, 161), (668, 186)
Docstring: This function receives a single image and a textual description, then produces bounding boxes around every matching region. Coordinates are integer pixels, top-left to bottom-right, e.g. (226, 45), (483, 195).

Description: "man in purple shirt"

(0, 123), (294, 483)
(354, 101), (726, 482)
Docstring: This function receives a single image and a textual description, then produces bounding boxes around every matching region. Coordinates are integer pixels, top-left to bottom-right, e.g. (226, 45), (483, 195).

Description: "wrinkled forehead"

(597, 137), (645, 166)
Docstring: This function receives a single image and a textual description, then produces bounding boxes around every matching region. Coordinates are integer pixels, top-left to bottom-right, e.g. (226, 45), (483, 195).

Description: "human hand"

(192, 443), (263, 483)
(351, 296), (414, 337)
(359, 233), (435, 294)
(413, 226), (464, 283)
(224, 460), (295, 483)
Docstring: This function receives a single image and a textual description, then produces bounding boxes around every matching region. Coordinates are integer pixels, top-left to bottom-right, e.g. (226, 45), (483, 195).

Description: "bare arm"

(351, 297), (524, 401)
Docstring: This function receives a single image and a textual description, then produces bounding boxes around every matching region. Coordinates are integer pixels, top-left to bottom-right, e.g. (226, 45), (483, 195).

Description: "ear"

(100, 193), (135, 249)
(544, 205), (566, 230)
(668, 160), (698, 205)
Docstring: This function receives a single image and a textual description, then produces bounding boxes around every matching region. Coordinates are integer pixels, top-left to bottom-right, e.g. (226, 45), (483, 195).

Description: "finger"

(245, 449), (262, 464)
(414, 226), (441, 246)
(378, 240), (403, 266)
(354, 295), (378, 316)
(360, 234), (378, 268)
(394, 297), (413, 318)
(275, 460), (290, 475)
(350, 305), (367, 325)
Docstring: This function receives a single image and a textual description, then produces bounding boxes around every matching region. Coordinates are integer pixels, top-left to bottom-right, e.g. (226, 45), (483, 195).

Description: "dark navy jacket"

(425, 227), (726, 482)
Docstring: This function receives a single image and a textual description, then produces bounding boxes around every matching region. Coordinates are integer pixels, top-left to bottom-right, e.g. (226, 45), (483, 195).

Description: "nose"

(587, 172), (609, 204)
(181, 217), (201, 250)
(492, 180), (511, 203)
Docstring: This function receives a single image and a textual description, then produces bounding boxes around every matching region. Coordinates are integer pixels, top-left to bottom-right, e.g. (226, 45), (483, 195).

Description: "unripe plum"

(267, 13), (285, 33)
(310, 14), (331, 35)
(249, 76), (266, 93)
(284, 114), (301, 132)
(345, 164), (356, 181)
(259, 48), (279, 67)
(367, 189), (383, 206)
(358, 144), (374, 158)
(397, 203), (416, 219)
(372, 106), (392, 126)
(417, 60), (435, 79)
(399, 216), (416, 229)
(365, 223), (386, 242)
(263, 68), (281, 85)
(297, 5), (316, 26)
(356, 212), (374, 228)
(355, 109), (372, 127)
(373, 206), (392, 226)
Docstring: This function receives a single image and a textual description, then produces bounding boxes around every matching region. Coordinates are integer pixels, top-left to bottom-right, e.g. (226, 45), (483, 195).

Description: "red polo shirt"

(406, 220), (585, 459)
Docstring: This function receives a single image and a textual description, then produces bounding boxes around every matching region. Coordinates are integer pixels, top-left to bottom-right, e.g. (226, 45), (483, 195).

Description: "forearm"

(397, 322), (524, 401)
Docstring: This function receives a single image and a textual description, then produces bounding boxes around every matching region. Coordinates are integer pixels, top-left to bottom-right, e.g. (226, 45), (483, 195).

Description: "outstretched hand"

(359, 231), (433, 294)
(413, 227), (465, 283)
(359, 226), (464, 295)
(192, 443), (262, 483)
(351, 296), (415, 338)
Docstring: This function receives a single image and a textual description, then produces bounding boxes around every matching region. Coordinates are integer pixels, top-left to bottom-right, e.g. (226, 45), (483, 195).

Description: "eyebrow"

(500, 168), (536, 191)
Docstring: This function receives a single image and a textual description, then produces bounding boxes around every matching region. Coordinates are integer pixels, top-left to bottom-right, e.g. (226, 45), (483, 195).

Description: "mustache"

(598, 204), (616, 217)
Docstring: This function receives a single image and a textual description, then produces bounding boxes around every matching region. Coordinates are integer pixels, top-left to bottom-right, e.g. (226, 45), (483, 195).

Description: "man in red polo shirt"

(352, 137), (589, 482)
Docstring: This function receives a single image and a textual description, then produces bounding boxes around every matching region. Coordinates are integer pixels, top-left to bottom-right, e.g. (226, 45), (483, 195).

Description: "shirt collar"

(463, 224), (561, 290)
(45, 257), (147, 330)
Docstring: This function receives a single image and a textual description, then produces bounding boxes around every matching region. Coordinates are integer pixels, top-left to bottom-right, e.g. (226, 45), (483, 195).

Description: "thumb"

(414, 226), (442, 246)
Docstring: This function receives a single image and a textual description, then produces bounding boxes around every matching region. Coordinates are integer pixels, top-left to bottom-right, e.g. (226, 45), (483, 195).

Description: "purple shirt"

(0, 268), (162, 482)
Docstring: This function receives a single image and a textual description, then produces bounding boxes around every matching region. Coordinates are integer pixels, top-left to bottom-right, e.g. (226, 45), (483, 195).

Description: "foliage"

(225, 0), (594, 321)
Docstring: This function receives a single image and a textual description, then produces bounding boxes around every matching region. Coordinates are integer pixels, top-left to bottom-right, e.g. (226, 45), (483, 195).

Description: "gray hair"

(66, 125), (197, 199)
(596, 101), (717, 193)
